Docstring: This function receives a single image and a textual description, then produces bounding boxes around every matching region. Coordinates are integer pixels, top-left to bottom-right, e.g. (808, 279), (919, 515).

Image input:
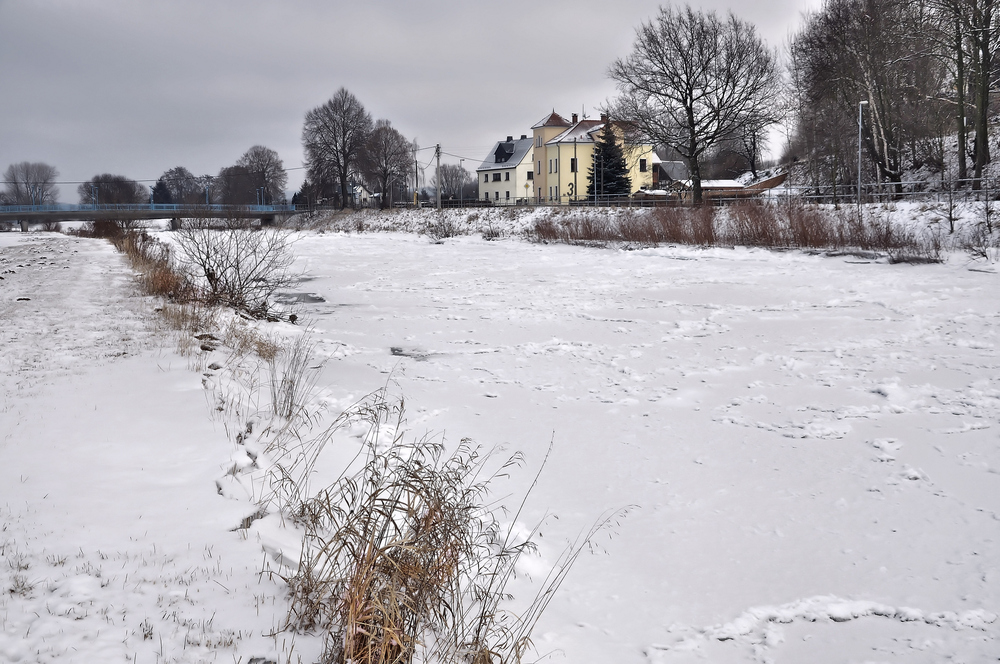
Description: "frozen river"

(284, 233), (1000, 663)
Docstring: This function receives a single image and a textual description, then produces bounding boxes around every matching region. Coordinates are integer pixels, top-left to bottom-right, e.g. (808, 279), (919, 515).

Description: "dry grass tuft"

(268, 391), (625, 664)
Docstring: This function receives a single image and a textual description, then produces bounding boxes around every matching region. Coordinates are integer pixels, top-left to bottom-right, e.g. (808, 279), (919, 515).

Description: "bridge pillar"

(261, 215), (275, 227)
(170, 218), (183, 231)
(19, 220), (29, 232)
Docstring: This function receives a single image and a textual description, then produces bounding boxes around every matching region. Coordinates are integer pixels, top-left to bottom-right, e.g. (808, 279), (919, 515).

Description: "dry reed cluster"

(534, 203), (944, 262)
(258, 390), (622, 664)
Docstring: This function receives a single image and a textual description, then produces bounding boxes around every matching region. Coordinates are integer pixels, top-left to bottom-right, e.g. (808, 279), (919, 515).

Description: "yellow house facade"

(531, 111), (658, 204)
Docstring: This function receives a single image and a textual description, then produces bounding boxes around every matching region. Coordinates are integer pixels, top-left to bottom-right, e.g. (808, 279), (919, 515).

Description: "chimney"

(600, 113), (608, 123)
(572, 113), (578, 123)
(506, 135), (513, 142)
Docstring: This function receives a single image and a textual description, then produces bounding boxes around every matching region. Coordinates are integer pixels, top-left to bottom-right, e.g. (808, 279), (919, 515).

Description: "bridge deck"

(0, 204), (301, 222)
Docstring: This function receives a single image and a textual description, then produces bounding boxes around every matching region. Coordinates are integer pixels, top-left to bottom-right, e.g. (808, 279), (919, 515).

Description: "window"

(640, 159), (647, 172)
(548, 186), (552, 200)
(536, 136), (542, 148)
(548, 160), (552, 173)
(538, 187), (542, 200)
(527, 171), (533, 181)
(505, 172), (510, 181)
(492, 173), (501, 182)
(555, 186), (559, 200)
(495, 192), (499, 200)
(570, 158), (577, 173)
(505, 191), (510, 199)
(537, 161), (541, 174)
(484, 193), (489, 200)
(554, 159), (558, 173)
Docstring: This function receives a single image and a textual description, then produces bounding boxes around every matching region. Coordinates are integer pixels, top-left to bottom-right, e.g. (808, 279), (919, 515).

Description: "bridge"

(0, 203), (302, 229)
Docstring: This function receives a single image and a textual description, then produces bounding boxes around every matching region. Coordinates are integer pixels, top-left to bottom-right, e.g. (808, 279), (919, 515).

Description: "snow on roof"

(679, 179), (746, 189)
(531, 111), (572, 129)
(475, 136), (534, 173)
(547, 120), (604, 145)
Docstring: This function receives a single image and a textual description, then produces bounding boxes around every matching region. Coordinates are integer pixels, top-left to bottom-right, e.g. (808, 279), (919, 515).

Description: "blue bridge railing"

(0, 203), (301, 214)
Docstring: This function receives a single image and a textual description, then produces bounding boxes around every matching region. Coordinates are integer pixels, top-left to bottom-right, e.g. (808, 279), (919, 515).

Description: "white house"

(476, 135), (535, 204)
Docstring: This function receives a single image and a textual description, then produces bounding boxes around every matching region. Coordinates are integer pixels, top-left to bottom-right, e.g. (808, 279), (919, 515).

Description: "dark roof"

(531, 111), (571, 129)
(475, 136), (534, 173)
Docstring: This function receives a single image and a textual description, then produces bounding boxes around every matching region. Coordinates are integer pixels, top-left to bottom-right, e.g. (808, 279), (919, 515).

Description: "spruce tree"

(152, 178), (172, 204)
(587, 123), (631, 200)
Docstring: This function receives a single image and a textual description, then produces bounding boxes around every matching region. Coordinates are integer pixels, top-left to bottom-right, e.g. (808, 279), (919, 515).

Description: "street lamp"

(857, 100), (869, 208)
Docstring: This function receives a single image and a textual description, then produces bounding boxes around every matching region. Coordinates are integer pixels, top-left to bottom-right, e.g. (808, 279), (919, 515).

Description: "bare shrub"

(533, 217), (562, 242)
(727, 203), (785, 247)
(174, 222), (296, 318)
(690, 206), (716, 245)
(427, 215), (461, 241)
(618, 212), (664, 245)
(650, 206), (695, 244)
(786, 203), (834, 248)
(963, 223), (1000, 263)
(40, 220), (62, 233)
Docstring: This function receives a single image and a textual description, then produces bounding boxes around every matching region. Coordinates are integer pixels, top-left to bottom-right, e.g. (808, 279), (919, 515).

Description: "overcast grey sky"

(0, 0), (821, 201)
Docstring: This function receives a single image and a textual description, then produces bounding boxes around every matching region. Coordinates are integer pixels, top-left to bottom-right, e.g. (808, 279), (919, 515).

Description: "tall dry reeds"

(532, 203), (941, 260)
(270, 391), (624, 664)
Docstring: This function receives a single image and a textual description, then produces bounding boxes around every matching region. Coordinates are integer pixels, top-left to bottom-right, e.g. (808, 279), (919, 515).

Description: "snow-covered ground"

(3, 223), (999, 663)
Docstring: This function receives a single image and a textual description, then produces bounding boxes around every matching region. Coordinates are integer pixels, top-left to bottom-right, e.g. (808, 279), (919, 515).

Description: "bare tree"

(78, 174), (148, 204)
(360, 119), (412, 208)
(3, 162), (59, 205)
(159, 166), (204, 204)
(216, 165), (256, 205)
(609, 4), (780, 203)
(791, 0), (948, 194)
(302, 88), (374, 209)
(237, 145), (288, 203)
(431, 163), (473, 199)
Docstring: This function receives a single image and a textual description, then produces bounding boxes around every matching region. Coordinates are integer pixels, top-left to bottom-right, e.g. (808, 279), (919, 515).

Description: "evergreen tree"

(152, 178), (172, 204)
(587, 123), (631, 199)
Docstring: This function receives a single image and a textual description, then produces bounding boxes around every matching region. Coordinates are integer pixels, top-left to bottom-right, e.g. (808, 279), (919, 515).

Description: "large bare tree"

(158, 166), (204, 204)
(360, 119), (412, 208)
(237, 145), (288, 203)
(302, 88), (373, 209)
(3, 162), (59, 205)
(77, 174), (147, 205)
(790, 0), (948, 193)
(431, 163), (473, 199)
(608, 4), (780, 203)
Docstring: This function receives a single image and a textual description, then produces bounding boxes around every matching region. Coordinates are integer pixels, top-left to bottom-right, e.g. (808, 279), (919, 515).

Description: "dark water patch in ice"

(275, 292), (326, 304)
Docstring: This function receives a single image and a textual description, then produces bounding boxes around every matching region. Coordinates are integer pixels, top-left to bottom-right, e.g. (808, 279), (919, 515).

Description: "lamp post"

(857, 100), (868, 208)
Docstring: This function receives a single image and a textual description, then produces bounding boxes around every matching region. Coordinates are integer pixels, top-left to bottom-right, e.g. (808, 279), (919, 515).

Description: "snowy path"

(286, 233), (1000, 664)
(0, 234), (286, 664)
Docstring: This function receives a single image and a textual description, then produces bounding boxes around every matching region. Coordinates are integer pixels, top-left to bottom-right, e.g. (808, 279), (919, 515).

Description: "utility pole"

(435, 144), (442, 210)
(414, 150), (419, 206)
(857, 100), (868, 210)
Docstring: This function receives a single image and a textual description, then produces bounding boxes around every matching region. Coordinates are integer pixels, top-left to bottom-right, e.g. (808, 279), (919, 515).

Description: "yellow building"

(530, 111), (658, 204)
